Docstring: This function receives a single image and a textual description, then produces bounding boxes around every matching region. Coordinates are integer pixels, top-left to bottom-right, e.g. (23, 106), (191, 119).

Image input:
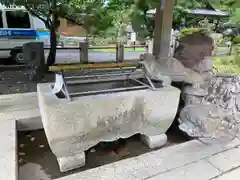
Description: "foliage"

(179, 28), (201, 39)
(234, 45), (240, 65)
(231, 8), (240, 25)
(172, 0), (220, 28)
(198, 18), (216, 32)
(214, 48), (240, 74)
(105, 0), (159, 40)
(66, 0), (116, 36)
(233, 35), (240, 44)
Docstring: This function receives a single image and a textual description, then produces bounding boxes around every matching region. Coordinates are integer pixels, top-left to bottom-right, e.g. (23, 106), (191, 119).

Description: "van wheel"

(11, 51), (24, 64)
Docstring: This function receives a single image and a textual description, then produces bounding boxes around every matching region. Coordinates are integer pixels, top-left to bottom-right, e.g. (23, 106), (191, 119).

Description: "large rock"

(179, 104), (239, 145)
(37, 83), (180, 172)
(205, 74), (240, 114)
(179, 74), (240, 144)
(140, 53), (204, 85)
(174, 33), (214, 69)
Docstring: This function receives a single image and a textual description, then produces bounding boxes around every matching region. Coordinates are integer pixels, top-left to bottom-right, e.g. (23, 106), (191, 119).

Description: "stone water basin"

(37, 77), (180, 172)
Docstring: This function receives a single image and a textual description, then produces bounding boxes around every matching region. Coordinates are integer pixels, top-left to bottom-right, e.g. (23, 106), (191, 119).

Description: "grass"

(91, 47), (146, 52)
(214, 45), (240, 75)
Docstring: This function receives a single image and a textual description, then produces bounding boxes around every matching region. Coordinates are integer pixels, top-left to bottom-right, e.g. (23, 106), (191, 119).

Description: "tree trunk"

(47, 22), (57, 66)
(47, 0), (57, 66)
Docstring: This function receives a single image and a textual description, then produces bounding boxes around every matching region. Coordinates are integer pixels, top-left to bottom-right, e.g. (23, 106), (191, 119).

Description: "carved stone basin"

(37, 81), (180, 172)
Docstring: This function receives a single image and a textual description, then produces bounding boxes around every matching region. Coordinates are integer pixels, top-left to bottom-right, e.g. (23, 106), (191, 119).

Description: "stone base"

(57, 152), (85, 172)
(141, 134), (167, 149)
(57, 134), (167, 172)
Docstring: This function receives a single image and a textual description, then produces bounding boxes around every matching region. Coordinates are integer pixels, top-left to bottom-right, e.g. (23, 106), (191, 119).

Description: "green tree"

(106, 0), (223, 39)
(0, 0), (64, 65)
(0, 0), (115, 65)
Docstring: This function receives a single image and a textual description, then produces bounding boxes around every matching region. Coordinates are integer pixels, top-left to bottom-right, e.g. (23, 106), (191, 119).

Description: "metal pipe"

(130, 78), (155, 90)
(145, 74), (156, 90)
(67, 76), (131, 85)
(60, 72), (71, 100)
(70, 86), (148, 97)
(65, 71), (143, 80)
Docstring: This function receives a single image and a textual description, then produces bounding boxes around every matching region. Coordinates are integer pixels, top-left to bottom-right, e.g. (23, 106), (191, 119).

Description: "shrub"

(179, 28), (209, 40)
(233, 35), (240, 44)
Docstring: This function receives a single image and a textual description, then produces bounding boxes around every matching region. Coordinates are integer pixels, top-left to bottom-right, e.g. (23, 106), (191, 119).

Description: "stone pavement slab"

(0, 92), (42, 131)
(147, 160), (221, 180)
(206, 147), (240, 173)
(0, 120), (17, 180)
(213, 168), (240, 180)
(56, 139), (237, 180)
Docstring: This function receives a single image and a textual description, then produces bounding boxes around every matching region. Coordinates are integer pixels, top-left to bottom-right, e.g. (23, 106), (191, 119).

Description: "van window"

(0, 11), (3, 28)
(6, 10), (30, 29)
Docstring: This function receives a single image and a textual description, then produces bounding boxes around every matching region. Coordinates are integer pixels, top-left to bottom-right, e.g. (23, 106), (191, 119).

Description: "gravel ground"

(0, 69), (54, 95)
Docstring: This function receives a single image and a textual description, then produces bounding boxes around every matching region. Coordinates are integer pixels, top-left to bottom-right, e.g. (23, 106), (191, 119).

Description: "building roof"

(190, 9), (229, 16)
(146, 8), (229, 17)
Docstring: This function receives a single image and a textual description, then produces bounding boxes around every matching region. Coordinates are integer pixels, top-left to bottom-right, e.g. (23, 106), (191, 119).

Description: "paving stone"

(0, 120), (17, 180)
(0, 92), (39, 115)
(207, 147), (240, 172)
(223, 137), (240, 150)
(0, 93), (42, 131)
(56, 140), (228, 180)
(0, 108), (40, 120)
(0, 92), (37, 100)
(213, 168), (240, 180)
(146, 160), (221, 180)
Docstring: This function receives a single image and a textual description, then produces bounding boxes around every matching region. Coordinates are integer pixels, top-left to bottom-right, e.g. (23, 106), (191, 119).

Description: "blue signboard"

(36, 31), (50, 41)
(37, 31), (50, 36)
(0, 29), (37, 37)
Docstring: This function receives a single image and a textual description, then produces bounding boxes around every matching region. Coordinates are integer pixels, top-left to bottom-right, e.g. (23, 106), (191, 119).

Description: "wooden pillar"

(153, 0), (174, 58)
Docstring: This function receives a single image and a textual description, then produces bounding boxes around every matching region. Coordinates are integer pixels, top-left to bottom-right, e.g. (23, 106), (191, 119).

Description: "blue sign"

(0, 29), (37, 37)
(36, 31), (50, 40)
(37, 31), (50, 36)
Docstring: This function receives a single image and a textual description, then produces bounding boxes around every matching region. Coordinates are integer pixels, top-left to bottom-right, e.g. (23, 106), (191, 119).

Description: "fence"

(0, 40), (233, 81)
(0, 40), (232, 64)
(0, 42), (151, 64)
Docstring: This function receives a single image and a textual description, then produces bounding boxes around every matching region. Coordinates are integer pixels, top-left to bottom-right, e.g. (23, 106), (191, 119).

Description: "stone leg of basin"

(57, 152), (85, 172)
(141, 134), (167, 149)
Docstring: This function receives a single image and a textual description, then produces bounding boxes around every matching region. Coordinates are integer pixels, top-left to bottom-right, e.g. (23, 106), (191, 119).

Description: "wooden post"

(153, 0), (174, 58)
(116, 42), (124, 62)
(133, 41), (136, 51)
(80, 42), (88, 63)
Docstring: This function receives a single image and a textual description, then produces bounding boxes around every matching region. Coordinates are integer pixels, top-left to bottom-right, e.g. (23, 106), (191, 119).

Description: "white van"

(0, 7), (37, 63)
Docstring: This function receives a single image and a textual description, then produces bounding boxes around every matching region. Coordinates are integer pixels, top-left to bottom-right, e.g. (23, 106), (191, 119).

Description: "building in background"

(34, 16), (87, 47)
(58, 17), (87, 37)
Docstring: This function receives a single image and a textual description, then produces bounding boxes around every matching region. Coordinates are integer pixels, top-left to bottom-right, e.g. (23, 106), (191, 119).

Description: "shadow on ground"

(18, 128), (188, 180)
